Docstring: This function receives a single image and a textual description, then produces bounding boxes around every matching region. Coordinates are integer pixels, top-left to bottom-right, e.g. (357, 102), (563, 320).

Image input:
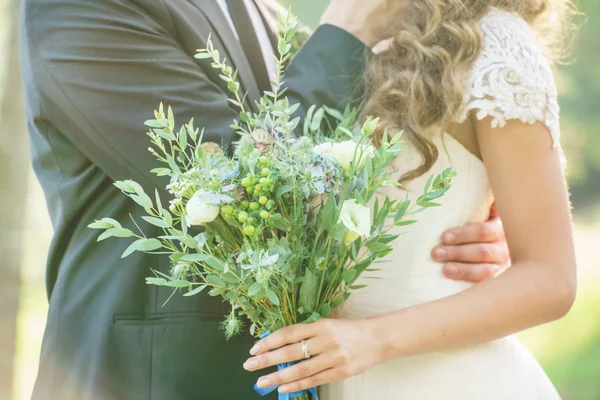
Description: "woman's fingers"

(251, 322), (320, 355)
(244, 337), (324, 371)
(277, 368), (346, 394)
(256, 355), (333, 389)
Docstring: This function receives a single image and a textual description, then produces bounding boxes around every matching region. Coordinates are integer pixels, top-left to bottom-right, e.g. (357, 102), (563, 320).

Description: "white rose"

(314, 141), (375, 174)
(338, 200), (371, 246)
(185, 191), (220, 226)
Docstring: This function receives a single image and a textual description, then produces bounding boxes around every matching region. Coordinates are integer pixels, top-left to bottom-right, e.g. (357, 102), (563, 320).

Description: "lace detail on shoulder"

(456, 9), (560, 147)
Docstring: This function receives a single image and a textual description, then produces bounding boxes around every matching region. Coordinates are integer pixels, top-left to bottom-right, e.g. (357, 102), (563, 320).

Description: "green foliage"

(88, 9), (454, 341)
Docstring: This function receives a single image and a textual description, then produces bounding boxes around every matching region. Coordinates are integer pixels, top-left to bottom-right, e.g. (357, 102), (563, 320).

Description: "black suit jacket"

(20, 0), (367, 399)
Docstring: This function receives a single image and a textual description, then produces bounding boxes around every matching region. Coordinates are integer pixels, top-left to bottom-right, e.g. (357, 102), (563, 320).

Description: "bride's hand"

(243, 318), (383, 394)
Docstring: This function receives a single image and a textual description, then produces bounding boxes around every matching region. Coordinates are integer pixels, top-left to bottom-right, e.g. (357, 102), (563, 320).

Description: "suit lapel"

(186, 0), (262, 107)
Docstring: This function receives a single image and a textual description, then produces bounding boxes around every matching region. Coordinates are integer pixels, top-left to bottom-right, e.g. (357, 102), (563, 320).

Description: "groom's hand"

(432, 204), (510, 283)
(320, 0), (409, 47)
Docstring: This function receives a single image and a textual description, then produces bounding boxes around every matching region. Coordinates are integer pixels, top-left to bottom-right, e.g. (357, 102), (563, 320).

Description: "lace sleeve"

(456, 9), (560, 147)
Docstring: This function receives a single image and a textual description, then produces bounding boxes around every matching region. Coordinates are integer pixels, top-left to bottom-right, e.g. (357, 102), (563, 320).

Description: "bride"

(244, 0), (578, 398)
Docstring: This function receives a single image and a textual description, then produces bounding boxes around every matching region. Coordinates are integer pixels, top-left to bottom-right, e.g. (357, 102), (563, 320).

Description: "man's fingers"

(432, 242), (510, 264)
(442, 219), (505, 246)
(373, 38), (393, 54)
(443, 263), (500, 283)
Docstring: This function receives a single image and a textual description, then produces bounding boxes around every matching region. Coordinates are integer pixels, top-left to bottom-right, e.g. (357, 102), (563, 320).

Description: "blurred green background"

(1, 0), (599, 399)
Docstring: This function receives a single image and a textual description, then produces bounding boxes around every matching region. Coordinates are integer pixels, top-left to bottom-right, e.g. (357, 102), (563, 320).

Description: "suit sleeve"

(22, 0), (368, 194)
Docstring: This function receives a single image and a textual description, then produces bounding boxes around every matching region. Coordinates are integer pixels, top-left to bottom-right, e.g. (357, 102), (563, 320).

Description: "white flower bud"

(313, 141), (374, 174)
(185, 191), (220, 226)
(338, 200), (371, 247)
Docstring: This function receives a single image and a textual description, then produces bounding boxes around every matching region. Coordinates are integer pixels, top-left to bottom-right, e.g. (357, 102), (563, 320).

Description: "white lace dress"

(320, 9), (562, 400)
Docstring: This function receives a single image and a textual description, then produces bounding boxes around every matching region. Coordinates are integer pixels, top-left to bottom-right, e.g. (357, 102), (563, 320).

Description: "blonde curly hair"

(364, 0), (579, 182)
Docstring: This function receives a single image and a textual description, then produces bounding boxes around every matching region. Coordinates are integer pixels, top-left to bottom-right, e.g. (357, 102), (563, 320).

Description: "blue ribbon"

(253, 331), (319, 400)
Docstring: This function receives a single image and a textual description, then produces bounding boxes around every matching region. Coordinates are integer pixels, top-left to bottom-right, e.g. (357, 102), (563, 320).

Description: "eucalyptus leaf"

(205, 257), (225, 272)
(109, 228), (134, 239)
(150, 168), (171, 177)
(146, 277), (168, 286)
(122, 239), (144, 258)
(222, 272), (240, 284)
(342, 269), (357, 283)
(144, 118), (168, 129)
(319, 303), (332, 317)
(310, 108), (325, 132)
(165, 280), (191, 288)
(129, 193), (153, 211)
(90, 217), (121, 229)
(207, 275), (226, 287)
(161, 209), (173, 227)
(275, 184), (293, 199)
(323, 105), (344, 121)
(179, 237), (197, 248)
(184, 285), (208, 297)
(298, 269), (319, 314)
(209, 287), (226, 297)
(266, 290), (280, 306)
(142, 216), (170, 228)
(367, 242), (391, 254)
(302, 312), (322, 324)
(88, 220), (113, 230)
(248, 282), (263, 297)
(114, 181), (136, 193)
(180, 253), (210, 262)
(140, 238), (162, 252)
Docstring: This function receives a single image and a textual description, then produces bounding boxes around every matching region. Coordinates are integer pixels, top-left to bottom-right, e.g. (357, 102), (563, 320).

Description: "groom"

(20, 0), (509, 399)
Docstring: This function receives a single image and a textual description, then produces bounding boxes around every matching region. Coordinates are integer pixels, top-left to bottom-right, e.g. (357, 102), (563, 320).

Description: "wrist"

(362, 315), (398, 364)
(320, 12), (375, 47)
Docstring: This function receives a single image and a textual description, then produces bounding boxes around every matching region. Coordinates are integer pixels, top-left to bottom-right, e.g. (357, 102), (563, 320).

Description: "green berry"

(241, 200), (250, 209)
(238, 211), (249, 223)
(260, 210), (270, 220)
(254, 184), (263, 193)
(261, 168), (270, 177)
(259, 196), (268, 206)
(241, 177), (252, 188)
(259, 177), (268, 185)
(222, 206), (234, 215)
(243, 225), (256, 236)
(259, 156), (269, 166)
(249, 202), (260, 211)
(246, 186), (254, 195)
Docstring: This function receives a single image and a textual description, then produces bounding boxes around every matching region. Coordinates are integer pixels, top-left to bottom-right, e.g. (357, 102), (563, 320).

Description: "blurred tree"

(0, 0), (26, 397)
(556, 0), (600, 217)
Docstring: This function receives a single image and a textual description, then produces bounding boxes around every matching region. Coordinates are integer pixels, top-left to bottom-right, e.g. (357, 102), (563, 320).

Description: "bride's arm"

(373, 117), (575, 356)
(244, 118), (575, 394)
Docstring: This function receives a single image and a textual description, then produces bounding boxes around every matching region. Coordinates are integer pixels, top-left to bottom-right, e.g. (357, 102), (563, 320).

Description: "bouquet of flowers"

(89, 11), (453, 399)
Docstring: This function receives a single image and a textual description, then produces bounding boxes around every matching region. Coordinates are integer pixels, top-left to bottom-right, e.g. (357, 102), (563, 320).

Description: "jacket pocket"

(110, 313), (275, 400)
